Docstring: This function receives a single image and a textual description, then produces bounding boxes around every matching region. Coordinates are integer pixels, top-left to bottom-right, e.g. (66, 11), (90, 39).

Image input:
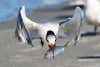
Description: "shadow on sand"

(78, 56), (100, 59)
(81, 32), (100, 37)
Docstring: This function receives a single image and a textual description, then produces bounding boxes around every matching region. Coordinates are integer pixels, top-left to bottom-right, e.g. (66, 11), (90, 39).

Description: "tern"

(15, 6), (84, 59)
(85, 0), (100, 32)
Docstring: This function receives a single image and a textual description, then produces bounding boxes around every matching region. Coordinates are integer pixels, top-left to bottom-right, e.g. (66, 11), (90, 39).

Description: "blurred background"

(0, 0), (84, 22)
(1, 0), (100, 67)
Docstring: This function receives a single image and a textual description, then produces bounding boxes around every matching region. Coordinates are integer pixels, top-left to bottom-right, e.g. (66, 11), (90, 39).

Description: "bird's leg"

(40, 37), (44, 47)
(94, 25), (98, 35)
(94, 26), (97, 34)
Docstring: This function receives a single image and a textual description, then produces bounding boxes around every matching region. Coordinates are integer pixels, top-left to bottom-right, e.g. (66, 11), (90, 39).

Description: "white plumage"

(15, 6), (84, 58)
(85, 0), (100, 31)
(86, 0), (100, 22)
(17, 6), (83, 46)
(20, 6), (59, 43)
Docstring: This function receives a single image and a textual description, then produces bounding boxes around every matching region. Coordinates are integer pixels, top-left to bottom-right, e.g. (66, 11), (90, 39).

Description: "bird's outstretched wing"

(19, 6), (39, 31)
(59, 7), (84, 46)
(16, 6), (40, 45)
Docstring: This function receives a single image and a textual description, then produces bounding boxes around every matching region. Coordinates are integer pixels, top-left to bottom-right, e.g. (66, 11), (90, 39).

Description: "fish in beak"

(44, 46), (65, 59)
(48, 43), (55, 59)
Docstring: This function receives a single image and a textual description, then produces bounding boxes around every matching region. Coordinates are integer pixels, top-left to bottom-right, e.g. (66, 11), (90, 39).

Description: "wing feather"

(59, 7), (84, 43)
(20, 6), (39, 30)
(17, 6), (40, 40)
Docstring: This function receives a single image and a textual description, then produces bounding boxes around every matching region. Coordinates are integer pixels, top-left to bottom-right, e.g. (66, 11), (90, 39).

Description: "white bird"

(15, 6), (84, 58)
(85, 0), (100, 32)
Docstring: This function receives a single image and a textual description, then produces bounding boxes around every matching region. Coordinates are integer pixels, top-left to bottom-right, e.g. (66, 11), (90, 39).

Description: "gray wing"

(16, 6), (41, 46)
(20, 6), (41, 39)
(58, 7), (84, 46)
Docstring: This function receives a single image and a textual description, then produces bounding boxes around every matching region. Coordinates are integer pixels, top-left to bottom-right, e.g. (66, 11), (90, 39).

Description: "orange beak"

(48, 44), (55, 59)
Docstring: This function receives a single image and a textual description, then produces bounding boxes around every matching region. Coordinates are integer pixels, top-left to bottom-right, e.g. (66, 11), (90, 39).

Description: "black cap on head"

(46, 30), (56, 42)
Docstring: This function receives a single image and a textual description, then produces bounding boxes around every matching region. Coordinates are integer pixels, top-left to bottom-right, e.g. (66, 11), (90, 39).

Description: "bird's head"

(46, 31), (57, 59)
